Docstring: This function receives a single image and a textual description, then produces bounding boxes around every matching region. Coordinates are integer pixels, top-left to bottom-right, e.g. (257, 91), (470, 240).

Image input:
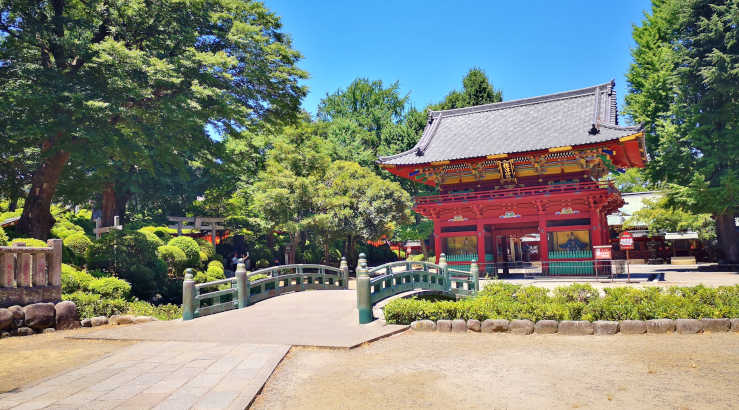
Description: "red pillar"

(434, 220), (441, 264)
(477, 223), (485, 272)
(538, 217), (548, 262)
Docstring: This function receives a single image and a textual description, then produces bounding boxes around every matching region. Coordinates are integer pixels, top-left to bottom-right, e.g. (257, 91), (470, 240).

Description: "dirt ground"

(252, 331), (739, 410)
(0, 326), (134, 393)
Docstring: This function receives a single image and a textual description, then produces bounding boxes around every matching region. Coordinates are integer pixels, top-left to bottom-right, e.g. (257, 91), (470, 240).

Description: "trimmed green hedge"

(63, 233), (92, 259)
(167, 236), (201, 268)
(383, 283), (739, 324)
(0, 226), (8, 246)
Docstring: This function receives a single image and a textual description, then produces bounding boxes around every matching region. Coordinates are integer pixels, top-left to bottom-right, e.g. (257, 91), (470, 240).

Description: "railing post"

(470, 258), (479, 293)
(236, 263), (248, 309)
(182, 269), (195, 320)
(47, 239), (62, 286)
(356, 253), (372, 324)
(0, 249), (14, 288)
(14, 243), (31, 287)
(439, 253), (448, 290)
(340, 257), (349, 289)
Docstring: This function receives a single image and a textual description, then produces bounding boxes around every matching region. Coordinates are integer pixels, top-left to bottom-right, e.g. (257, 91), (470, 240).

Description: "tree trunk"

(421, 240), (428, 259)
(101, 184), (117, 226)
(16, 150), (71, 239)
(8, 193), (18, 212)
(715, 211), (739, 264)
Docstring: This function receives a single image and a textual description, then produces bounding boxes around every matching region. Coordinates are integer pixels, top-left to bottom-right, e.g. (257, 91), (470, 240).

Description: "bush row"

(383, 283), (739, 325)
(63, 291), (181, 320)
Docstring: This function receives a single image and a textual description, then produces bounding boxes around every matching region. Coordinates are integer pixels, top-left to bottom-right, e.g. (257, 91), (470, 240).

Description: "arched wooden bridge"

(182, 253), (479, 324)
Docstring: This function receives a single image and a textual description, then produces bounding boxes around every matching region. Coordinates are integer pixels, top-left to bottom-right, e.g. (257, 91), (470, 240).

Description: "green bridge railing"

(182, 258), (349, 320)
(356, 253), (479, 324)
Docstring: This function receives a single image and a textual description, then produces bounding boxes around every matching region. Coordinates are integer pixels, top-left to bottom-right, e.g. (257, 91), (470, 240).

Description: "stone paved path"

(0, 341), (289, 410)
(74, 290), (408, 348)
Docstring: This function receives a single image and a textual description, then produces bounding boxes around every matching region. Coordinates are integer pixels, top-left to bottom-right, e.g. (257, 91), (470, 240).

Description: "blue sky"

(264, 0), (650, 122)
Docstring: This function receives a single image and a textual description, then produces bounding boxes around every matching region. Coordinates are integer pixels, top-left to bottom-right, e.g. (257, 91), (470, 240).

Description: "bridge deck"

(75, 290), (408, 348)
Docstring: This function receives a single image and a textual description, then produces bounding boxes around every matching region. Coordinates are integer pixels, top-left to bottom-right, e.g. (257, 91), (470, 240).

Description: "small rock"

(436, 319), (452, 332)
(619, 320), (647, 335)
(676, 319), (703, 334)
(534, 320), (558, 334)
(8, 306), (24, 328)
(594, 321), (619, 335)
(410, 320), (436, 332)
(646, 319), (675, 334)
(115, 315), (135, 325)
(16, 327), (34, 336)
(43, 328), (56, 334)
(0, 308), (12, 331)
(509, 319), (534, 335)
(91, 316), (109, 327)
(109, 315), (120, 325)
(481, 319), (509, 333)
(731, 318), (739, 332)
(451, 319), (467, 333)
(559, 320), (594, 335)
(133, 316), (153, 324)
(81, 318), (92, 327)
(0, 331), (9, 338)
(55, 301), (80, 330)
(701, 318), (730, 333)
(23, 303), (55, 331)
(466, 319), (481, 332)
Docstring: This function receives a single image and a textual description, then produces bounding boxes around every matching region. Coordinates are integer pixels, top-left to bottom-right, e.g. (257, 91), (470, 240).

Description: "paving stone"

(134, 316), (154, 324)
(619, 320), (647, 334)
(410, 320), (435, 332)
(509, 319), (534, 335)
(594, 321), (619, 335)
(91, 316), (108, 327)
(436, 319), (452, 332)
(701, 318), (730, 333)
(466, 319), (481, 332)
(192, 391), (239, 409)
(676, 319), (703, 334)
(481, 319), (509, 333)
(116, 315), (135, 325)
(114, 393), (170, 410)
(534, 320), (558, 334)
(451, 319), (467, 333)
(646, 319), (675, 334)
(558, 320), (594, 335)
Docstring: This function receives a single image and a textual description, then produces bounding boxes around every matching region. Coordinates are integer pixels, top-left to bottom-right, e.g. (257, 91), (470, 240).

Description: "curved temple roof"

(378, 80), (642, 166)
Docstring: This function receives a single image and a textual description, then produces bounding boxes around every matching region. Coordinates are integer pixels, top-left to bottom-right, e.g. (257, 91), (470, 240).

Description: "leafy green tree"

(314, 161), (412, 265)
(624, 196), (714, 240)
(607, 168), (662, 193)
(247, 123), (332, 264)
(393, 214), (434, 257)
(625, 0), (738, 263)
(432, 67), (503, 110)
(1, 0), (307, 239)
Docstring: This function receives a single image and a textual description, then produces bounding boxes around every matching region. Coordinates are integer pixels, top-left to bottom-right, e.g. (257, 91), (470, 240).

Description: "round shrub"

(62, 291), (128, 319)
(139, 226), (173, 242)
(11, 237), (47, 247)
(157, 245), (187, 277)
(63, 233), (92, 259)
(0, 226), (8, 246)
(167, 236), (201, 268)
(61, 264), (95, 293)
(138, 229), (164, 247)
(255, 258), (270, 269)
(207, 260), (224, 271)
(88, 276), (131, 299)
(199, 251), (209, 265)
(206, 263), (224, 278)
(197, 239), (216, 260)
(51, 219), (84, 239)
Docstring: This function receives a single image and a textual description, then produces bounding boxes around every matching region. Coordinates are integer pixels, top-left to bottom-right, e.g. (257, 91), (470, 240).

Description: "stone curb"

(409, 318), (739, 335)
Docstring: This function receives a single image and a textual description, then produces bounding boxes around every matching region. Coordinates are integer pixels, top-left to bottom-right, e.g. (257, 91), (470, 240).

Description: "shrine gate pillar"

(433, 221), (441, 264)
(477, 223), (485, 272)
(537, 201), (548, 265)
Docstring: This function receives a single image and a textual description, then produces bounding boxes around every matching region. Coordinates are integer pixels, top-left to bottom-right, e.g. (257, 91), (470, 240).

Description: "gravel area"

(252, 331), (739, 410)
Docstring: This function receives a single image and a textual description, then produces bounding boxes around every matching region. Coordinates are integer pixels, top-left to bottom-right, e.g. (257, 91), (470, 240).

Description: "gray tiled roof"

(379, 81), (641, 165)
